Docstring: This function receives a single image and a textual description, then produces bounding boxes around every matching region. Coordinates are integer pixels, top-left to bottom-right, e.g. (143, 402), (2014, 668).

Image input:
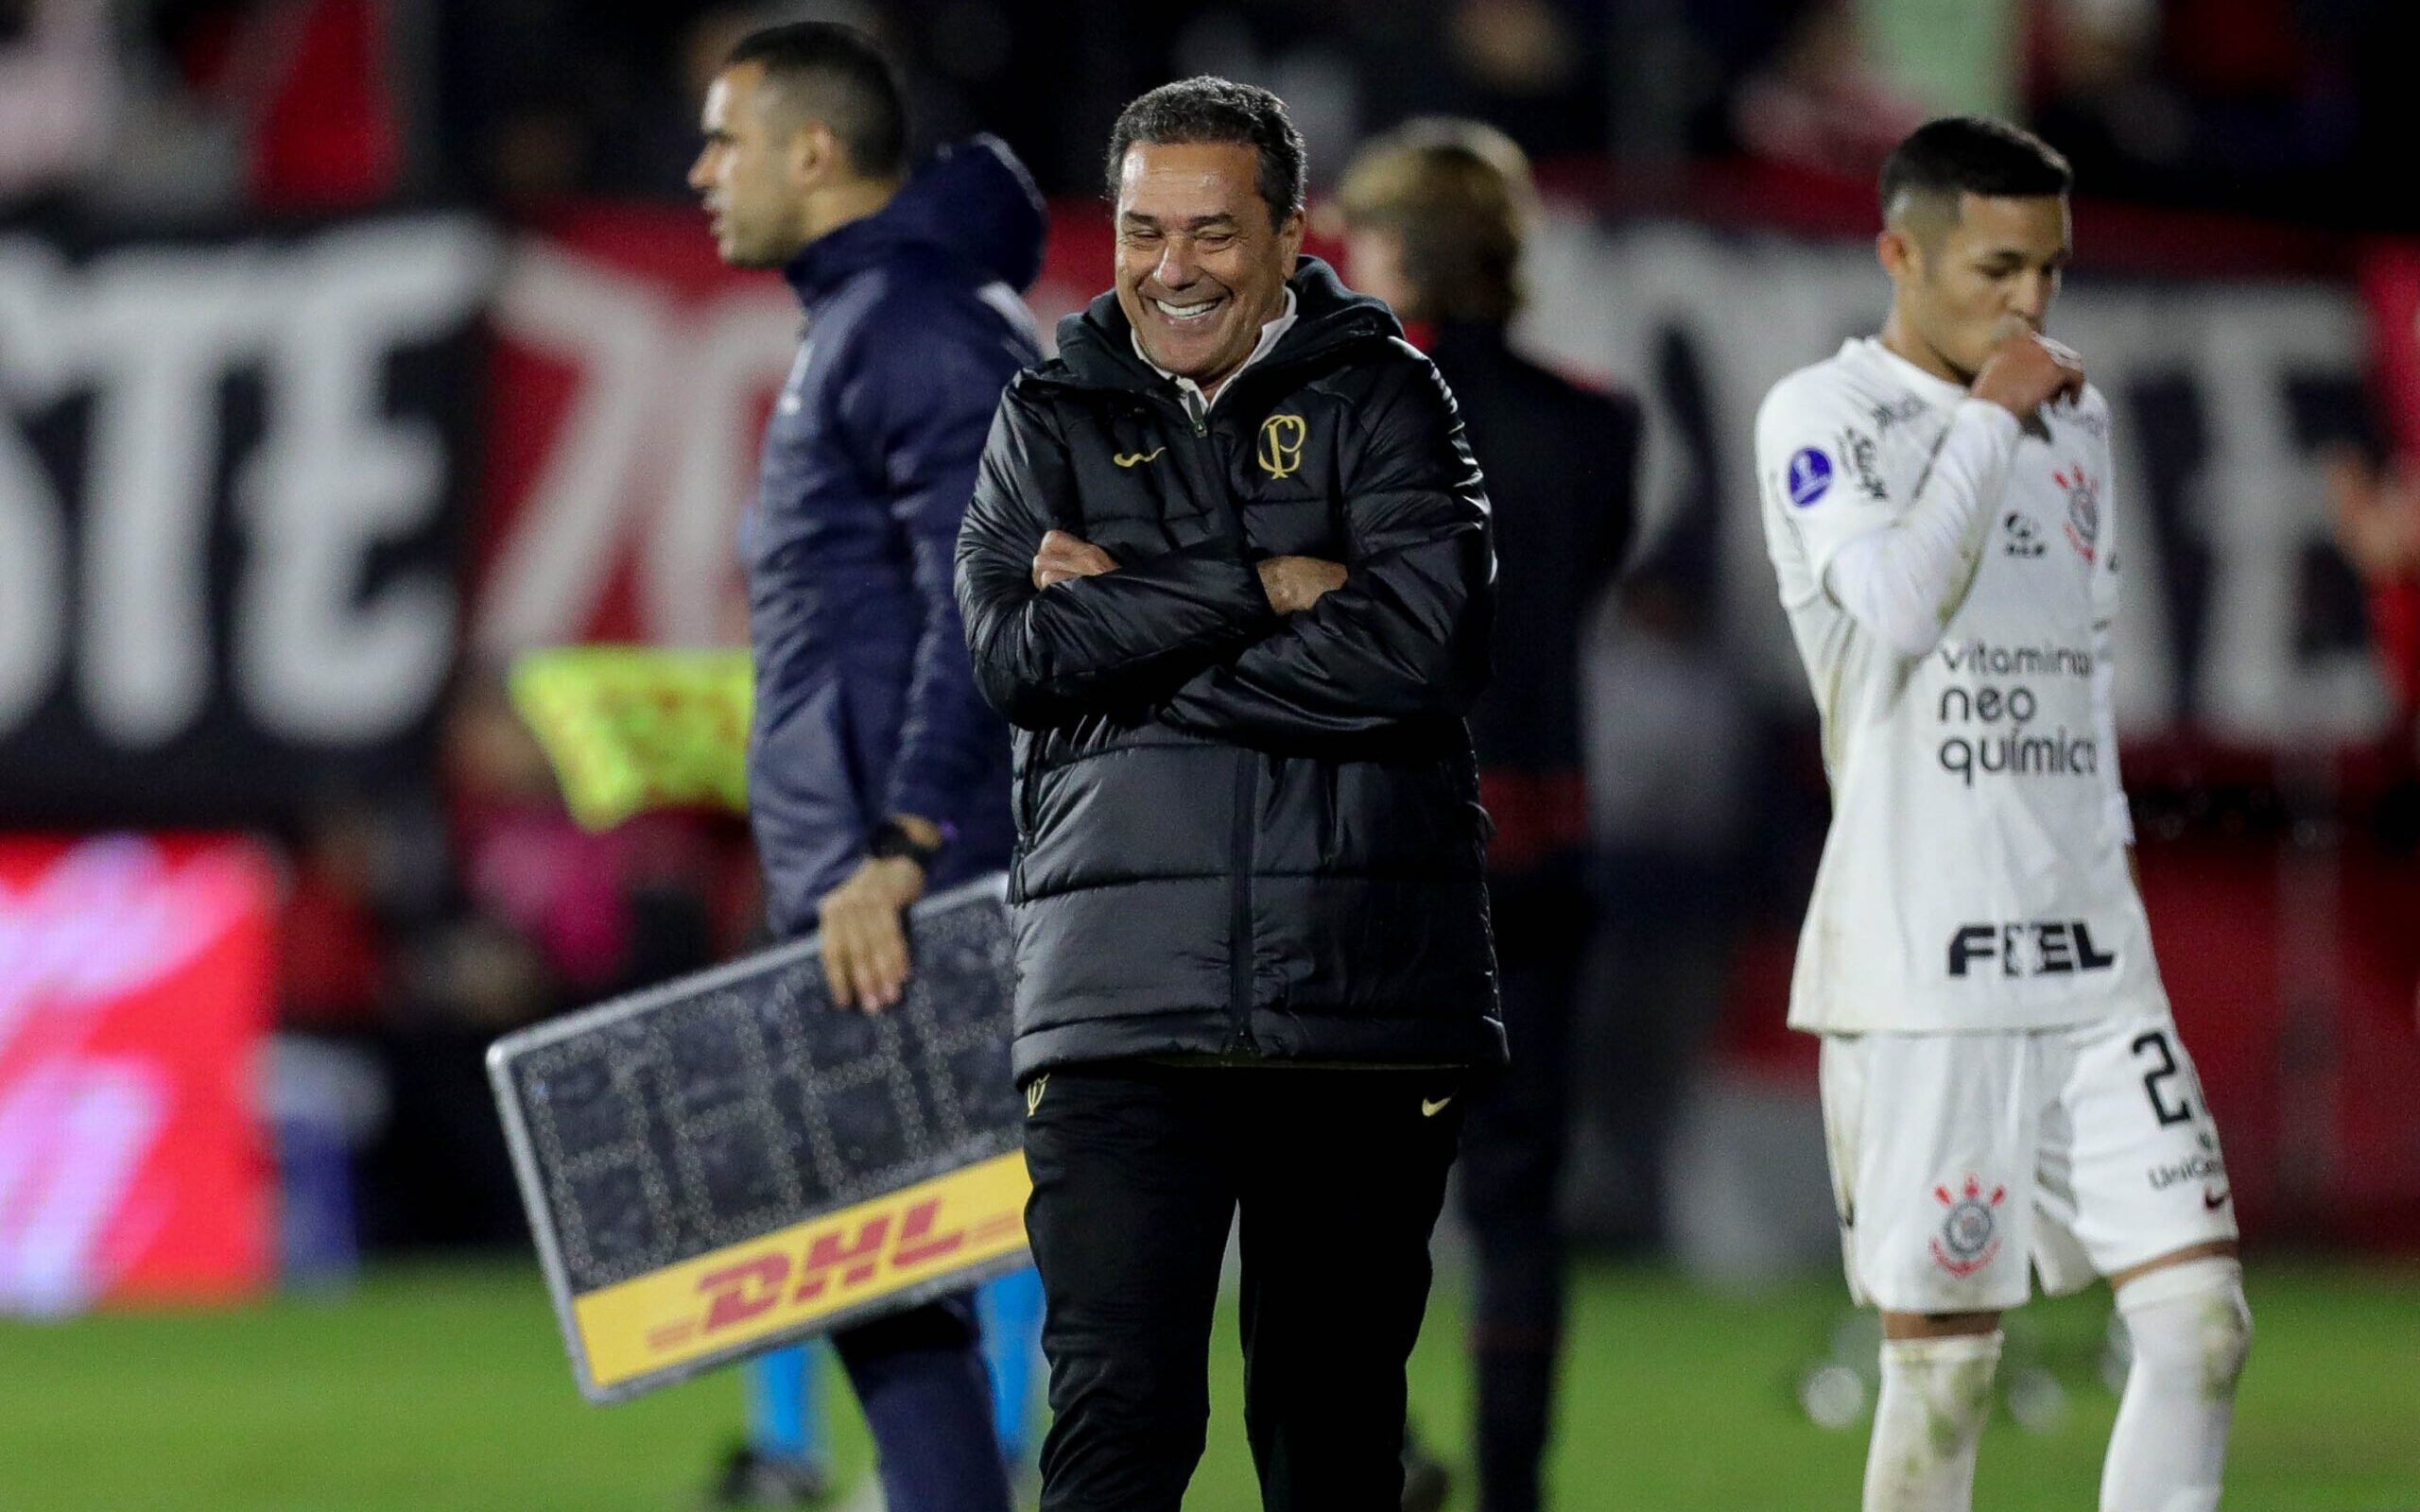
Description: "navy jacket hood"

(786, 133), (1047, 304)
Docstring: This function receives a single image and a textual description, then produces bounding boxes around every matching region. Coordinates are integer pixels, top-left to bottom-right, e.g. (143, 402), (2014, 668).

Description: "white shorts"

(1819, 1009), (2238, 1314)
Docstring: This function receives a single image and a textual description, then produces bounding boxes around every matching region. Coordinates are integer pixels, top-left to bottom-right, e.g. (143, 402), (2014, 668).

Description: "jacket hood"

(786, 133), (1047, 302)
(1051, 255), (1401, 392)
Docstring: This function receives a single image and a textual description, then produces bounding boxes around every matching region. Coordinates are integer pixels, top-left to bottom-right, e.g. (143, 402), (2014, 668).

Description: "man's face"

(1893, 192), (2071, 379)
(1115, 141), (1304, 384)
(689, 63), (807, 269)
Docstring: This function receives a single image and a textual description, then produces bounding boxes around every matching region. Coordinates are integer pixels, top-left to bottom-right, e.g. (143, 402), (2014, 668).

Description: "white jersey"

(1755, 336), (2167, 1034)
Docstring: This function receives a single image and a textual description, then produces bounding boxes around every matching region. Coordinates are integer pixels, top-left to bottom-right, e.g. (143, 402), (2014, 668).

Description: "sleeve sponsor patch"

(1837, 427), (1886, 501)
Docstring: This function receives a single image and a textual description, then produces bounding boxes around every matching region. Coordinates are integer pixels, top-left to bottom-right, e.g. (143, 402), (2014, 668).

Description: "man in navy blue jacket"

(689, 21), (1042, 1510)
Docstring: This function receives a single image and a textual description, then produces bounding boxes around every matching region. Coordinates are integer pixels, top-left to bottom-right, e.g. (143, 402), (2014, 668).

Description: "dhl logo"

(670, 1195), (1014, 1344)
(573, 1151), (1030, 1387)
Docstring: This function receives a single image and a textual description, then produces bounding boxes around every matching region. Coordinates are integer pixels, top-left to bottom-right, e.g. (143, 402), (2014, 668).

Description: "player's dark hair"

(726, 22), (908, 180)
(1879, 116), (2072, 222)
(1106, 77), (1307, 229)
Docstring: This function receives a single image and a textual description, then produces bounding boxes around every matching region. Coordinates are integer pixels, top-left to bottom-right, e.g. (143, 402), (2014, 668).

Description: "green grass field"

(2, 1258), (2413, 1511)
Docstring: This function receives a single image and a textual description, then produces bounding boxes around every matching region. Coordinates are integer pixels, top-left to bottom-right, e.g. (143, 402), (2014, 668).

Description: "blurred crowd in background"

(4, 0), (2417, 226)
(3, 0), (2419, 1293)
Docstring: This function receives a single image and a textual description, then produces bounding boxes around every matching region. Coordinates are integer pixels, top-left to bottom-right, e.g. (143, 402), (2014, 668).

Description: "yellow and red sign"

(573, 1151), (1030, 1389)
(509, 646), (753, 832)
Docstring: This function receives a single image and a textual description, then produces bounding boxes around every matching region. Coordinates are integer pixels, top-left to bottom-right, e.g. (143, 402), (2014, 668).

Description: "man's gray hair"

(1105, 77), (1307, 229)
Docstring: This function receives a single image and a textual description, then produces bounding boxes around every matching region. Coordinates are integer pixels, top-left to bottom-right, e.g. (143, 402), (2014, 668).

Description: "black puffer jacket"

(956, 258), (1504, 1081)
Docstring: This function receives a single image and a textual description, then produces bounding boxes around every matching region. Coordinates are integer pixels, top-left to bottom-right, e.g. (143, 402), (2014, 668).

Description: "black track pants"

(1022, 1060), (1466, 1512)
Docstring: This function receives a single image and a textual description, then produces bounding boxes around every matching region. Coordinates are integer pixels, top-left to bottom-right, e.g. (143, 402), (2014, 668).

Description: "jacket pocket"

(1291, 753), (1485, 877)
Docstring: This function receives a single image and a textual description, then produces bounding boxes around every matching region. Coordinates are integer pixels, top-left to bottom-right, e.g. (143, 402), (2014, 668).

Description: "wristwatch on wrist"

(867, 816), (945, 870)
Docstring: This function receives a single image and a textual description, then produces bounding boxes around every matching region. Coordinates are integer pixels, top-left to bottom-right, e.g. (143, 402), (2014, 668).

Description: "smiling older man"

(956, 76), (1502, 1512)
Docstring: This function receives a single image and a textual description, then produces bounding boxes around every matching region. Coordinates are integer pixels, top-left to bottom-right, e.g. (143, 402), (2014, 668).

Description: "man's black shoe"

(706, 1444), (832, 1508)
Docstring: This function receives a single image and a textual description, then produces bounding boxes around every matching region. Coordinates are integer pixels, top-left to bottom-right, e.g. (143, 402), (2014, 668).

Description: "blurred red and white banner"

(470, 202), (2386, 746)
(0, 833), (276, 1314)
(0, 215), (494, 830)
(471, 206), (785, 655)
(2360, 242), (2420, 455)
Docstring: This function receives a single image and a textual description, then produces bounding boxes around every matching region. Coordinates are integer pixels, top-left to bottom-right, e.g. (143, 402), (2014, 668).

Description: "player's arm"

(2087, 404), (2136, 852)
(1765, 334), (2083, 659)
(817, 320), (1024, 1012)
(956, 387), (1279, 730)
(860, 318), (1029, 839)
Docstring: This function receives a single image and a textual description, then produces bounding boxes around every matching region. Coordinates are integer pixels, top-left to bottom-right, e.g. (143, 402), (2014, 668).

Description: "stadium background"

(1, 0), (2415, 1506)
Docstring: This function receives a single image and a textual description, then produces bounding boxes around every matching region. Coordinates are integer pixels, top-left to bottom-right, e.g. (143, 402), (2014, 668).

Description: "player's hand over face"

(1972, 329), (2086, 422)
(1032, 531), (1119, 589)
(1256, 556), (1347, 614)
(816, 854), (925, 1011)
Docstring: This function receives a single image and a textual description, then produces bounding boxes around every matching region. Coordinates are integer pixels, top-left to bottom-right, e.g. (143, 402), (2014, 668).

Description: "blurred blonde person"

(1339, 120), (1639, 1512)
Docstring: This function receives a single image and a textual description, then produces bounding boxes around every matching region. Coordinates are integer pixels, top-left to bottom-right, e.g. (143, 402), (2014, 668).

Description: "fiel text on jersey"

(1946, 919), (2117, 978)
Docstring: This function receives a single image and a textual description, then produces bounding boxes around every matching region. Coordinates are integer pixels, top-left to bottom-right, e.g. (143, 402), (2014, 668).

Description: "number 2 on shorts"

(2129, 1028), (2195, 1127)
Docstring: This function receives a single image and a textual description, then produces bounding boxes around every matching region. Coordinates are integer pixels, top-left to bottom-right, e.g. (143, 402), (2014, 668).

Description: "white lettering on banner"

(476, 246), (677, 654)
(0, 247), (74, 730)
(1512, 217), (2388, 742)
(475, 243), (794, 654)
(0, 420), (65, 730)
(2183, 298), (2373, 739)
(235, 221), (492, 741)
(75, 249), (280, 747)
(0, 218), (493, 753)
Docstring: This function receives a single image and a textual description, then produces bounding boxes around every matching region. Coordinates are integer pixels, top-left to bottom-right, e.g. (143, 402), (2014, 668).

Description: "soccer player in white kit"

(1754, 117), (2250, 1512)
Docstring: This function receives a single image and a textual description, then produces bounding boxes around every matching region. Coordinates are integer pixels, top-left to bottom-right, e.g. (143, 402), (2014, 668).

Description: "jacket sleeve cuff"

(1219, 552), (1284, 634)
(883, 767), (959, 836)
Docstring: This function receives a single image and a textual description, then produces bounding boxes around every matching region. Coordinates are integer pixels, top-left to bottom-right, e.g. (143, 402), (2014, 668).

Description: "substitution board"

(488, 876), (1028, 1402)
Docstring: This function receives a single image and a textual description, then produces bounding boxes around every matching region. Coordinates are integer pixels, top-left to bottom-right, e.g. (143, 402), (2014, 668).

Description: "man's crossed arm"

(1034, 527), (1346, 613)
(957, 360), (1493, 741)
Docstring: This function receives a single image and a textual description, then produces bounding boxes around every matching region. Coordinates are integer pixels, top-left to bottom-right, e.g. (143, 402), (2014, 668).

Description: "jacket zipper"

(1156, 390), (1258, 1052)
(1022, 322), (1392, 1052)
(1011, 730), (1041, 892)
(1226, 750), (1259, 1052)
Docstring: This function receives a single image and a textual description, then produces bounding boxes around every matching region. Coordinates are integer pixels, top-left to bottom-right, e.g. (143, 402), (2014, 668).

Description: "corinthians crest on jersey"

(2054, 462), (2100, 562)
